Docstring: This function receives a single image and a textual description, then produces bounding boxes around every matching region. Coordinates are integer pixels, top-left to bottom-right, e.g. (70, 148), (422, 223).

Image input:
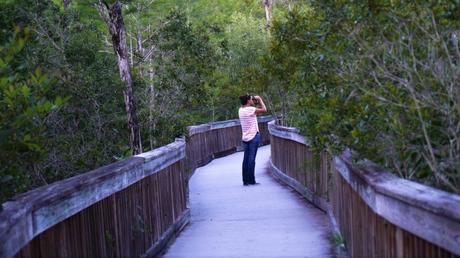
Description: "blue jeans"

(242, 132), (260, 184)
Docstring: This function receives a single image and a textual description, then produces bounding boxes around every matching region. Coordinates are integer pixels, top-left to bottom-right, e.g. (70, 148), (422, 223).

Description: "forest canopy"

(1, 0), (459, 204)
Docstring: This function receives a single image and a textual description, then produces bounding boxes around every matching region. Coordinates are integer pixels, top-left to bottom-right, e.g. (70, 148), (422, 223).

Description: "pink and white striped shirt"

(239, 106), (259, 142)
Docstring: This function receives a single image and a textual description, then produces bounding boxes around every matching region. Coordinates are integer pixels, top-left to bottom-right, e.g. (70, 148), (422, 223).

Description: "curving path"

(162, 145), (333, 258)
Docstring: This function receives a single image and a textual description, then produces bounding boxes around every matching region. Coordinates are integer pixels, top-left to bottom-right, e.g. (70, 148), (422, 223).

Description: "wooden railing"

(1, 140), (188, 258)
(186, 116), (272, 174)
(268, 120), (460, 258)
(0, 116), (273, 258)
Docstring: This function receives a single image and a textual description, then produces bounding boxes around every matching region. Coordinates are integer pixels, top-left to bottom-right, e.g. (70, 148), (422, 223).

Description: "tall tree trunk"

(146, 26), (156, 150)
(148, 75), (155, 149)
(263, 0), (272, 30)
(136, 3), (146, 79)
(97, 1), (142, 155)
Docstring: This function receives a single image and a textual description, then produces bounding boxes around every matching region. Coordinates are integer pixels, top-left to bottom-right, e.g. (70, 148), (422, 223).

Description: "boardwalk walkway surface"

(162, 145), (333, 258)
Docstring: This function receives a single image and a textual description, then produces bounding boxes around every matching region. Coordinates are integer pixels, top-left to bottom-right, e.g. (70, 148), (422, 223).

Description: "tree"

(267, 1), (460, 192)
(0, 27), (65, 204)
(138, 10), (218, 146)
(98, 0), (142, 155)
(124, 1), (157, 149)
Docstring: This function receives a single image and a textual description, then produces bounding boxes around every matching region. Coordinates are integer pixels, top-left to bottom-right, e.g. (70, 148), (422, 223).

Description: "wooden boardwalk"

(162, 145), (333, 257)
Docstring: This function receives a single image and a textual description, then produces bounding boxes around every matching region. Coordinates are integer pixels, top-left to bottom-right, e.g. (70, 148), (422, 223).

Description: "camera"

(251, 95), (259, 105)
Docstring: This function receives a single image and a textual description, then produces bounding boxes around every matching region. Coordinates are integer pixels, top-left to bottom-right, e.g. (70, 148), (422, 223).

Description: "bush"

(0, 27), (65, 204)
(267, 2), (460, 192)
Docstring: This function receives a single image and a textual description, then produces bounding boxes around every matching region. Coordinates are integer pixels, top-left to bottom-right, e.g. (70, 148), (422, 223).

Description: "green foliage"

(135, 9), (219, 148)
(217, 12), (270, 118)
(265, 1), (460, 192)
(224, 12), (269, 86)
(0, 0), (130, 202)
(146, 0), (262, 28)
(1, 0), (458, 202)
(347, 4), (460, 191)
(0, 0), (274, 203)
(257, 5), (347, 126)
(24, 1), (129, 177)
(0, 28), (65, 203)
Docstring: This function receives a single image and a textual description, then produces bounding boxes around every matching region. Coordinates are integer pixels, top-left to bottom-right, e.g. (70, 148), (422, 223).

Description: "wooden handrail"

(187, 115), (273, 136)
(268, 121), (460, 257)
(0, 116), (274, 258)
(0, 139), (185, 258)
(335, 151), (460, 255)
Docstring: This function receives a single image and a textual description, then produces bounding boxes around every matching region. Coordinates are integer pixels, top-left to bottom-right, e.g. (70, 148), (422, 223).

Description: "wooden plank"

(267, 120), (308, 144)
(269, 121), (460, 257)
(269, 158), (329, 212)
(5, 118), (276, 258)
(142, 209), (190, 258)
(188, 116), (273, 136)
(335, 155), (460, 256)
(9, 159), (186, 258)
(2, 140), (188, 258)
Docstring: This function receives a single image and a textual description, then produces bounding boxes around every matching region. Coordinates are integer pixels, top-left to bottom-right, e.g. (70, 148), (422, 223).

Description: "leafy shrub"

(0, 28), (65, 203)
(267, 2), (460, 192)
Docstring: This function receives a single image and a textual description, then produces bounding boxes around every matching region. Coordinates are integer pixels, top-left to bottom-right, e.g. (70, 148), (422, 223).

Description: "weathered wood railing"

(0, 116), (273, 258)
(268, 120), (460, 258)
(1, 140), (188, 258)
(186, 116), (272, 174)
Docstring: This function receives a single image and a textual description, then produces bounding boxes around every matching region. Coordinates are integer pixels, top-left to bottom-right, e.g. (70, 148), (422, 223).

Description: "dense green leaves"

(0, 0), (270, 203)
(2, 0), (458, 203)
(138, 9), (219, 147)
(0, 28), (65, 203)
(0, 1), (128, 203)
(265, 1), (460, 192)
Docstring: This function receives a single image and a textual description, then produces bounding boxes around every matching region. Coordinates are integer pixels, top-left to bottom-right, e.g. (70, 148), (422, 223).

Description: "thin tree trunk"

(263, 0), (272, 30)
(137, 3), (145, 78)
(148, 44), (156, 149)
(137, 31), (145, 78)
(148, 84), (155, 149)
(97, 0), (142, 155)
(129, 34), (134, 67)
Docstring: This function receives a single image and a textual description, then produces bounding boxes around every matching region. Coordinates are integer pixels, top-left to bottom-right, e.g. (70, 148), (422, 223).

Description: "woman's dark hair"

(239, 94), (251, 105)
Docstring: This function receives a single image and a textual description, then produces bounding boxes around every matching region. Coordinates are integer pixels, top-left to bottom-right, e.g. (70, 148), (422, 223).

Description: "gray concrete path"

(162, 145), (333, 258)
